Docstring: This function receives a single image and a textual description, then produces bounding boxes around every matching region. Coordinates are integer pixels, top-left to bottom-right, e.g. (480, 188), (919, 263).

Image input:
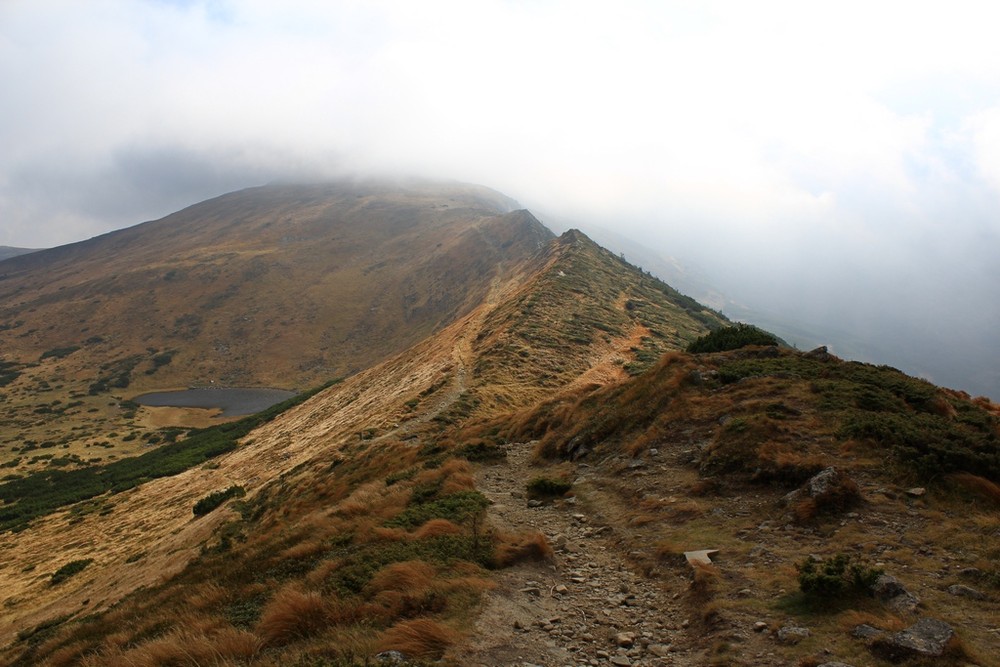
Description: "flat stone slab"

(872, 617), (955, 660)
(684, 549), (719, 566)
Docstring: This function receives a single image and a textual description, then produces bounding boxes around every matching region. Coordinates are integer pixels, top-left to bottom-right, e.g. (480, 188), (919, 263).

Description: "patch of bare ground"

(452, 442), (710, 667)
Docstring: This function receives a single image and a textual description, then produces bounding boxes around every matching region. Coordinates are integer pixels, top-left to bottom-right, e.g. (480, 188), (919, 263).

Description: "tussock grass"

(377, 618), (458, 659)
(255, 587), (330, 647)
(947, 472), (1000, 505)
(493, 531), (553, 567)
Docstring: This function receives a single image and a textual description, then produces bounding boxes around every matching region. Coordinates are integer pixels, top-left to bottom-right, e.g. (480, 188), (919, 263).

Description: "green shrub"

(797, 553), (882, 598)
(39, 346), (81, 361)
(385, 491), (490, 530)
(457, 441), (506, 462)
(50, 559), (93, 585)
(193, 485), (246, 516)
(687, 323), (778, 353)
(385, 468), (418, 486)
(526, 476), (573, 499)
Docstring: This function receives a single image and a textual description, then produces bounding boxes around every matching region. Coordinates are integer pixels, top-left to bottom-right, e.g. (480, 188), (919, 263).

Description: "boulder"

(871, 617), (955, 661)
(615, 631), (636, 647)
(851, 624), (883, 641)
(782, 467), (860, 515)
(947, 584), (986, 600)
(804, 345), (832, 361)
(776, 625), (811, 644)
(873, 574), (920, 613)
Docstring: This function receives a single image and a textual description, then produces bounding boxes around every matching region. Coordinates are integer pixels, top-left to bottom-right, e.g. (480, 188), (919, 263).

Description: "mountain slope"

(1, 184), (996, 667)
(0, 221), (728, 664)
(0, 181), (552, 476)
(0, 247), (38, 262)
(0, 180), (544, 389)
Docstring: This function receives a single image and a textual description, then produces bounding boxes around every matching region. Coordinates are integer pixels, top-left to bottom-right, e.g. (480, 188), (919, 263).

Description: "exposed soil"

(452, 443), (708, 667)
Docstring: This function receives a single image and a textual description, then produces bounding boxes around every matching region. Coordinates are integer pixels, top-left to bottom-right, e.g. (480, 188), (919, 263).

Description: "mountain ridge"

(0, 182), (996, 667)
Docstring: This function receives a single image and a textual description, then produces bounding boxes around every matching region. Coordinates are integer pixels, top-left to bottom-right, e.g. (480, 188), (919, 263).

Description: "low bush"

(457, 440), (506, 462)
(51, 559), (94, 585)
(385, 491), (489, 530)
(687, 323), (778, 353)
(526, 476), (572, 499)
(40, 346), (81, 361)
(193, 485), (246, 516)
(797, 553), (882, 599)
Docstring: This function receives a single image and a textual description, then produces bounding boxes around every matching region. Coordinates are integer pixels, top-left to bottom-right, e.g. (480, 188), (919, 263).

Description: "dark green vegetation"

(526, 476), (573, 499)
(687, 323), (778, 353)
(39, 346), (81, 361)
(0, 381), (337, 532)
(88, 354), (143, 395)
(716, 353), (1000, 480)
(385, 490), (490, 530)
(797, 553), (882, 599)
(0, 358), (21, 387)
(50, 559), (93, 586)
(516, 342), (999, 493)
(193, 485), (246, 516)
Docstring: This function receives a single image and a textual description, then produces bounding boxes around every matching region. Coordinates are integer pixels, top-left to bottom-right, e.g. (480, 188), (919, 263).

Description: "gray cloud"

(1, 0), (998, 397)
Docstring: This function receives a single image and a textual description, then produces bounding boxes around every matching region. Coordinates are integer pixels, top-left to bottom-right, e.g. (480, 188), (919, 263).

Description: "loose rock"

(776, 625), (811, 644)
(947, 584), (986, 600)
(871, 617), (955, 660)
(851, 624), (883, 641)
(873, 574), (920, 613)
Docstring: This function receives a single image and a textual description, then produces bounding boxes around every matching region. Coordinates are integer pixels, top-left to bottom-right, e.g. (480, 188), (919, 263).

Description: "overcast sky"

(1, 0), (998, 397)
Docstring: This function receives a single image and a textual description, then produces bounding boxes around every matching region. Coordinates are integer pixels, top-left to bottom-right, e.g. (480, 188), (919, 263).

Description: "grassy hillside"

(0, 225), (731, 665)
(0, 182), (552, 478)
(2, 186), (997, 665)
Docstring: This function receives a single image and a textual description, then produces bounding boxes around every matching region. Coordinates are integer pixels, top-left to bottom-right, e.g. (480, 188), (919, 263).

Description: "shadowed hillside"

(0, 247), (38, 262)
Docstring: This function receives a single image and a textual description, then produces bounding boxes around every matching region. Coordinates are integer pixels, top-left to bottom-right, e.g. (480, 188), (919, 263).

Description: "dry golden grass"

(836, 609), (906, 633)
(493, 531), (554, 567)
(377, 618), (458, 659)
(366, 560), (437, 595)
(187, 582), (230, 611)
(410, 518), (464, 539)
(255, 587), (330, 647)
(688, 561), (719, 603)
(653, 541), (685, 561)
(947, 472), (1000, 505)
(280, 540), (329, 561)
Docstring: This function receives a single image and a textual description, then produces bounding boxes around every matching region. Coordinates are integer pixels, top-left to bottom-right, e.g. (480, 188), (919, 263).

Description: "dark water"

(133, 387), (296, 417)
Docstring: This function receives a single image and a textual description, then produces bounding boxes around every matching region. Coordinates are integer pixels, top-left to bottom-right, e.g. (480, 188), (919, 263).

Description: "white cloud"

(1, 0), (998, 395)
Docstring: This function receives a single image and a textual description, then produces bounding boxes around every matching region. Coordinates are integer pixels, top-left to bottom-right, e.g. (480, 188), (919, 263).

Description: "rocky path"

(452, 442), (704, 667)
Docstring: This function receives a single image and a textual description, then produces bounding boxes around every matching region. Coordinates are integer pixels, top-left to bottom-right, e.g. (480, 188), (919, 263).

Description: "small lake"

(133, 387), (296, 417)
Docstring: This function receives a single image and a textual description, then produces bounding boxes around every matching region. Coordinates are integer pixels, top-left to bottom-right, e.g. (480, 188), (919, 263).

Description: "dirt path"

(452, 443), (705, 667)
